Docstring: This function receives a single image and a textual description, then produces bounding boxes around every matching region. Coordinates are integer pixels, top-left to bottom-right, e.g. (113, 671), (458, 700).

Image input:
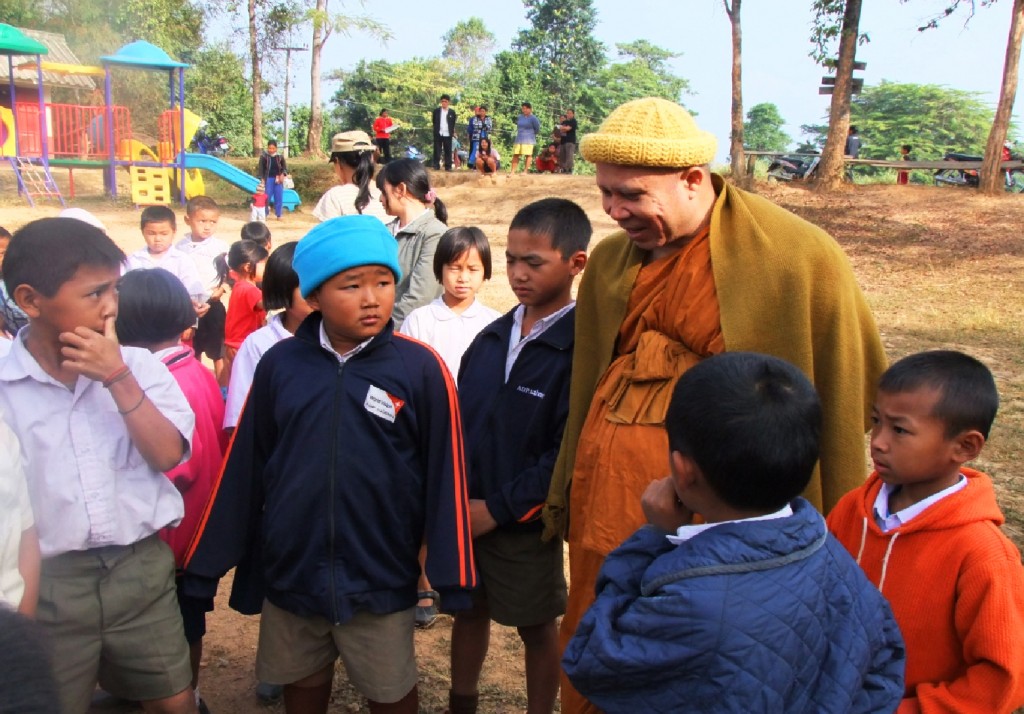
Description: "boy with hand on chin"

(828, 351), (1024, 713)
(448, 199), (590, 714)
(563, 352), (905, 714)
(0, 217), (197, 714)
(184, 215), (476, 714)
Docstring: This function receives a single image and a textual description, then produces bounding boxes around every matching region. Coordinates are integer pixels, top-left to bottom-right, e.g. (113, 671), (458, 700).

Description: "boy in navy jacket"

(184, 215), (476, 714)
(562, 352), (905, 713)
(448, 199), (591, 714)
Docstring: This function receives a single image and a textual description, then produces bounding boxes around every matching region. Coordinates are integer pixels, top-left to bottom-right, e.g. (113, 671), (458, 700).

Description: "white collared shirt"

(224, 313), (293, 428)
(0, 416), (32, 608)
(873, 475), (967, 533)
(125, 245), (208, 301)
(506, 302), (574, 381)
(176, 234), (229, 292)
(399, 297), (501, 378)
(666, 504), (795, 545)
(319, 322), (372, 364)
(0, 333), (194, 558)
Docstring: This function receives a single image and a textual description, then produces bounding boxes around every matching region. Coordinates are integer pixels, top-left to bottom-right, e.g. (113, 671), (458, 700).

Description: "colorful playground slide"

(182, 153), (301, 211)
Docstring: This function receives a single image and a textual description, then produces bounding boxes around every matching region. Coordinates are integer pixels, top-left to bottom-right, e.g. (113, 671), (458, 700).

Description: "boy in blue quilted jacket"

(562, 352), (906, 714)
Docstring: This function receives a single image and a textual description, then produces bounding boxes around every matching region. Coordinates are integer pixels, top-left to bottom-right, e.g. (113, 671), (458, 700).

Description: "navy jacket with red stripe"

(184, 313), (476, 621)
(457, 307), (574, 532)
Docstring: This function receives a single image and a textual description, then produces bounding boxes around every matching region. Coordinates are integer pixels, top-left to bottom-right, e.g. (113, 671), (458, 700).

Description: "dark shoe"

(255, 681), (283, 703)
(415, 590), (439, 628)
(198, 698), (211, 714)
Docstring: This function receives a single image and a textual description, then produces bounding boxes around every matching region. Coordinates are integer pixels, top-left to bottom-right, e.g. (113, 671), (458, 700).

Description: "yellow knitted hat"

(580, 97), (717, 167)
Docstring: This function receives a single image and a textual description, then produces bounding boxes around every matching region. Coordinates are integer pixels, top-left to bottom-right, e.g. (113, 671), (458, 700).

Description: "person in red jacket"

(827, 350), (1024, 714)
(117, 267), (228, 714)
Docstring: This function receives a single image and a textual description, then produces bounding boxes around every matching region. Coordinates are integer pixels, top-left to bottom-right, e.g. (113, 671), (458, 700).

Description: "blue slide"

(181, 152), (301, 211)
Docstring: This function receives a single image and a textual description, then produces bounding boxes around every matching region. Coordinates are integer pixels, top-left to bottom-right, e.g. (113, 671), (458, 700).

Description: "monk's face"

(596, 163), (710, 255)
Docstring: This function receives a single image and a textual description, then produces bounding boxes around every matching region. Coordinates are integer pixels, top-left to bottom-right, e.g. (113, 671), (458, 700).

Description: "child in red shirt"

(251, 181), (269, 222)
(222, 240), (268, 387)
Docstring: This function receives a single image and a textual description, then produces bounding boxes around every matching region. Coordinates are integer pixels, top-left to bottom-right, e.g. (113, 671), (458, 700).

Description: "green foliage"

(442, 17), (496, 86)
(801, 81), (1009, 159)
(185, 44), (255, 155)
(512, 0), (606, 108)
(264, 103), (312, 153)
(577, 42), (689, 121)
(809, 0), (870, 65)
(743, 103), (791, 152)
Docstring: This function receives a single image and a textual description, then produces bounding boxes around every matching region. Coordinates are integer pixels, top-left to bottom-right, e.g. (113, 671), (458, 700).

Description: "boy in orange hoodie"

(827, 350), (1024, 714)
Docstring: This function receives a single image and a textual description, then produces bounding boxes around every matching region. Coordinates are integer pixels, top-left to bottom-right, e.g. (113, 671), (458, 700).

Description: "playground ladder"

(6, 157), (66, 208)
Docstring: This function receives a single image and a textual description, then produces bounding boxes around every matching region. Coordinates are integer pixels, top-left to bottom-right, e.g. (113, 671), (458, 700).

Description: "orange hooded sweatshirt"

(827, 467), (1024, 714)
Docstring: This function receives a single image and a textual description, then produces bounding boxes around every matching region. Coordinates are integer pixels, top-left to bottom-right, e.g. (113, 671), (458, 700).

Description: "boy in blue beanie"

(184, 215), (477, 714)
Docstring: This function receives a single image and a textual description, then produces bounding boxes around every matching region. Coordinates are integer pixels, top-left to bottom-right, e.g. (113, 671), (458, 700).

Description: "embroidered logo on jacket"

(516, 385), (545, 399)
(364, 385), (405, 423)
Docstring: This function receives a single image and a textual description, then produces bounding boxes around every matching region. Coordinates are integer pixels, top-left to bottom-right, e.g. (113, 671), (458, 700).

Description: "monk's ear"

(681, 166), (707, 193)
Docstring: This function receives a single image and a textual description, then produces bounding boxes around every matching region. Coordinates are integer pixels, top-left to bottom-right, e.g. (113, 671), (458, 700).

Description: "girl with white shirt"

(399, 227), (501, 378)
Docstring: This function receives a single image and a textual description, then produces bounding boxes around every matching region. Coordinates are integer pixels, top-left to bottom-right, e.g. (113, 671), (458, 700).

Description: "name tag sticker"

(364, 385), (405, 423)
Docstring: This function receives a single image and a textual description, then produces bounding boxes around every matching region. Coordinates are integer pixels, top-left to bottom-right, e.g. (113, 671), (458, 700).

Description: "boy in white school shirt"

(0, 217), (198, 714)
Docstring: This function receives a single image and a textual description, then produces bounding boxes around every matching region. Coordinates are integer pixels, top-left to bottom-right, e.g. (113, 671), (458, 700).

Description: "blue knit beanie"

(293, 215), (402, 298)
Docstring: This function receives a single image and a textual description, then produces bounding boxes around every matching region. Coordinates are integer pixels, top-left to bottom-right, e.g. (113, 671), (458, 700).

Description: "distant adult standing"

(559, 109), (578, 174)
(257, 140), (288, 219)
(844, 125), (861, 157)
(432, 94), (457, 171)
(373, 108), (394, 164)
(509, 102), (542, 175)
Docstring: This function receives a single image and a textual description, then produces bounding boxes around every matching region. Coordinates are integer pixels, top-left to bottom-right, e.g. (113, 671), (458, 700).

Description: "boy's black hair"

(4, 218), (125, 298)
(227, 239), (269, 274)
(878, 350), (998, 439)
(116, 268), (196, 346)
(379, 108), (388, 116)
(522, 102), (532, 109)
(267, 140), (278, 148)
(376, 158), (448, 223)
(262, 241), (300, 311)
(666, 352), (822, 512)
(0, 226), (11, 239)
(479, 104), (488, 112)
(433, 227), (492, 282)
(240, 221), (272, 248)
(509, 198), (592, 258)
(902, 144), (912, 153)
(140, 205), (176, 231)
(440, 94), (451, 102)
(186, 195), (219, 216)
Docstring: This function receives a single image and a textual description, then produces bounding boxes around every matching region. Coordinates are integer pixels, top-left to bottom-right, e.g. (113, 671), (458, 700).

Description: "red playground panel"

(13, 103), (132, 159)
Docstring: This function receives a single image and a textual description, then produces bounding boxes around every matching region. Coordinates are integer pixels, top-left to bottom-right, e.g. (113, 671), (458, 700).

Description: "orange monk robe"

(548, 175), (887, 714)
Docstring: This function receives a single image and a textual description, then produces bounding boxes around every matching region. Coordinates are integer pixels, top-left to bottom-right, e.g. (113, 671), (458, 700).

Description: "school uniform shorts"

(192, 299), (226, 360)
(256, 599), (417, 704)
(472, 528), (567, 628)
(37, 535), (193, 714)
(512, 143), (536, 156)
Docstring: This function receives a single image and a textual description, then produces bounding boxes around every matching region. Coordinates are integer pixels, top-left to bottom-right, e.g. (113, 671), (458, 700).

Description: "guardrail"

(742, 150), (1024, 173)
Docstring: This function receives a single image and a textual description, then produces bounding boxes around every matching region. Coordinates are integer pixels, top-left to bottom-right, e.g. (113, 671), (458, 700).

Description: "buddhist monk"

(542, 97), (888, 714)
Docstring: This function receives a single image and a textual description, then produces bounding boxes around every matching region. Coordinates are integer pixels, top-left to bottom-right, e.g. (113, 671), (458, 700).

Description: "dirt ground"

(2, 170), (1023, 713)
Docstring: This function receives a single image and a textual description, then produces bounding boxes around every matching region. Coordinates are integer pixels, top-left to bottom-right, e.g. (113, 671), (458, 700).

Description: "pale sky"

(246, 0), (1023, 163)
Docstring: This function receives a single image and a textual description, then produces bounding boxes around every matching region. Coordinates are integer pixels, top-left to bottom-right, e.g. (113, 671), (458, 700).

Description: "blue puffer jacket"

(562, 498), (905, 713)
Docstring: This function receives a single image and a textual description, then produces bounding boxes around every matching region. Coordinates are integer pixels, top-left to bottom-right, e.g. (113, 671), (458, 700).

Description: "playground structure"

(0, 25), (300, 210)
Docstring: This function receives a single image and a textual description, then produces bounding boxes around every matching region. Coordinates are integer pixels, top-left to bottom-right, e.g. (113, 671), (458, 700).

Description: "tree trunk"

(724, 0), (748, 188)
(813, 0), (862, 192)
(306, 0), (328, 157)
(249, 0), (263, 157)
(979, 0), (1024, 193)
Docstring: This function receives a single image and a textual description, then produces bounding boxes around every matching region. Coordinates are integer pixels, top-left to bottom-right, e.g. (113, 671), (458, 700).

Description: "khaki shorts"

(37, 535), (193, 714)
(474, 529), (567, 627)
(512, 143), (535, 156)
(257, 599), (417, 704)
